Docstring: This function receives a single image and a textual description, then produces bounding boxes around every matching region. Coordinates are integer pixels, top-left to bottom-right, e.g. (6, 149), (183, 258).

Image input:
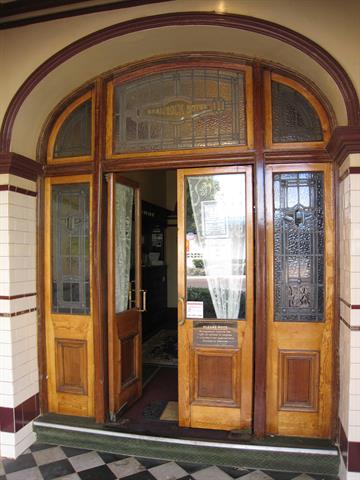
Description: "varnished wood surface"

(107, 174), (142, 418)
(44, 175), (94, 417)
(265, 163), (334, 438)
(177, 165), (254, 431)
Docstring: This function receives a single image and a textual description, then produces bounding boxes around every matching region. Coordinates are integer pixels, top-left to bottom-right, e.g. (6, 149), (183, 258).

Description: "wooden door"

(107, 174), (143, 421)
(45, 176), (94, 416)
(265, 164), (334, 438)
(177, 166), (254, 431)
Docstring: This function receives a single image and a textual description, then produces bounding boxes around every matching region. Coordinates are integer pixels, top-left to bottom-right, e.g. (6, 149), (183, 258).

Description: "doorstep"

(33, 414), (339, 476)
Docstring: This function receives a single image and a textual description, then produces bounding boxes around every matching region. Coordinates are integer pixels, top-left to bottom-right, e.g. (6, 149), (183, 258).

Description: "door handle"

(178, 297), (185, 326)
(139, 289), (147, 312)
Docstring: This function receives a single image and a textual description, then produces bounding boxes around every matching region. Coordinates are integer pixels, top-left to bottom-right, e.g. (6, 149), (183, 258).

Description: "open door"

(177, 166), (254, 431)
(107, 174), (143, 421)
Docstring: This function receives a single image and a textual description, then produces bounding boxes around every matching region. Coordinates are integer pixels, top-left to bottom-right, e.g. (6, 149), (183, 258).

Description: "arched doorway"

(40, 54), (335, 439)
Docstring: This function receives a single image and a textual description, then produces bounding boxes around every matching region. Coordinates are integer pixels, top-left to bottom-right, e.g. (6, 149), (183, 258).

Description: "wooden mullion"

(253, 62), (267, 437)
(93, 77), (107, 422)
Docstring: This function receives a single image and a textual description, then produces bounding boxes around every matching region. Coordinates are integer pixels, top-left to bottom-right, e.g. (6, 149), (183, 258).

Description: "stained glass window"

(54, 100), (92, 158)
(113, 69), (246, 153)
(52, 183), (90, 314)
(272, 81), (323, 143)
(273, 172), (324, 322)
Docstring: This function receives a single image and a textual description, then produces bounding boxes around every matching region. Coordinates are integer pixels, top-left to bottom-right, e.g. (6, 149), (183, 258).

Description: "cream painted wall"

(125, 170), (167, 208)
(1, 0), (360, 157)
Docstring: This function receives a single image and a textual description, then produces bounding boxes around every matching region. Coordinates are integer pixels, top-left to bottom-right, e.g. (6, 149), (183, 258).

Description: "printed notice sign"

(186, 301), (204, 319)
(193, 321), (238, 348)
(201, 200), (228, 238)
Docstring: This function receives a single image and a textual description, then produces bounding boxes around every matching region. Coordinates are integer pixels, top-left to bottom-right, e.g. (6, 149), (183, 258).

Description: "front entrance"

(42, 56), (336, 441)
(103, 163), (333, 437)
(177, 166), (253, 430)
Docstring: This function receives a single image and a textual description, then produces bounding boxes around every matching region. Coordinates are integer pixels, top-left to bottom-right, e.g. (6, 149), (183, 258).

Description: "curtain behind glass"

(187, 174), (246, 319)
(115, 183), (134, 313)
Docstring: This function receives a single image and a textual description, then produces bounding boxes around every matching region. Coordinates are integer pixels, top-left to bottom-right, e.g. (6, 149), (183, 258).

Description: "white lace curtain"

(115, 183), (134, 313)
(187, 175), (246, 319)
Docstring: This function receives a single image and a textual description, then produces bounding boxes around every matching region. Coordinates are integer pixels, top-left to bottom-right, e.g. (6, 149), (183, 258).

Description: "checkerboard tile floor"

(0, 442), (333, 480)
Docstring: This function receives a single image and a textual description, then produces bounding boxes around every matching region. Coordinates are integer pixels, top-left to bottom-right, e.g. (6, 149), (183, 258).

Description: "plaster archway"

(1, 12), (359, 159)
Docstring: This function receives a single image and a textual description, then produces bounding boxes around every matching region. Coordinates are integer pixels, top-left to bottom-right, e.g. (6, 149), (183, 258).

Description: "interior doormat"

(160, 401), (179, 422)
(142, 330), (178, 366)
(142, 401), (167, 420)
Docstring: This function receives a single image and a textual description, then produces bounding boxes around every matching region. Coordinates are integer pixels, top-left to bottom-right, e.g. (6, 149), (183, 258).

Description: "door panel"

(107, 174), (142, 420)
(265, 164), (334, 438)
(177, 166), (253, 431)
(45, 176), (94, 417)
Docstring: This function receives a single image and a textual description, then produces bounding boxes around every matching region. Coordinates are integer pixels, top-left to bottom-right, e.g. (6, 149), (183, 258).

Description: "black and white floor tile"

(0, 442), (332, 480)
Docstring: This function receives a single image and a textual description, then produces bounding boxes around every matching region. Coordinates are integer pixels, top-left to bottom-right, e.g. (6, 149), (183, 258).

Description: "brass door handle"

(178, 297), (185, 326)
(139, 289), (147, 312)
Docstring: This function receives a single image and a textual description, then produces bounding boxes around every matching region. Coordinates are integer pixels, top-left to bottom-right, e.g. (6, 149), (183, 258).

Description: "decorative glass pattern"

(186, 174), (246, 320)
(54, 100), (92, 158)
(113, 69), (246, 153)
(272, 81), (323, 143)
(52, 183), (90, 314)
(115, 183), (134, 313)
(273, 172), (324, 322)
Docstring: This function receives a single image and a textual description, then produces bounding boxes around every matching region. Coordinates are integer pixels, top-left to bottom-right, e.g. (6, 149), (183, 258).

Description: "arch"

(0, 11), (359, 153)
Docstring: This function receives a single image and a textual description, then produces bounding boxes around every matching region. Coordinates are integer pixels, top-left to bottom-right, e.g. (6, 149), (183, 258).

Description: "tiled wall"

(0, 174), (39, 458)
(339, 154), (360, 480)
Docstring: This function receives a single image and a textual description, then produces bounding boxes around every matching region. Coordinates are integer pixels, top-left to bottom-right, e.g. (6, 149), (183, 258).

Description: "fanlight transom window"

(46, 63), (331, 163)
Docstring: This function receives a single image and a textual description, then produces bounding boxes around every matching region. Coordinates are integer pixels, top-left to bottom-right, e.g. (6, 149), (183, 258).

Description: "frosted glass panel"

(113, 69), (246, 152)
(115, 183), (134, 313)
(186, 174), (246, 319)
(54, 100), (92, 158)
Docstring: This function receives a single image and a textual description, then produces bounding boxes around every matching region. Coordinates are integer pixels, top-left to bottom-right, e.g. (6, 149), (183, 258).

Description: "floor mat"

(142, 329), (178, 366)
(160, 401), (179, 421)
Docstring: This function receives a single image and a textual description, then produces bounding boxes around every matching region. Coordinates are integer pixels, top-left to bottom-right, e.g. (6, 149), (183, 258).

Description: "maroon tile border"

(0, 393), (39, 433)
(0, 307), (37, 318)
(340, 298), (360, 310)
(339, 420), (348, 467)
(0, 293), (36, 300)
(349, 442), (360, 472)
(0, 184), (37, 197)
(340, 316), (360, 331)
(340, 419), (360, 473)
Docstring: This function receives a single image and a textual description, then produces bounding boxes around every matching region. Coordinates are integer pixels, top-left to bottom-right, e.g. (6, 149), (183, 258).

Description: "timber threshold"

(33, 416), (339, 476)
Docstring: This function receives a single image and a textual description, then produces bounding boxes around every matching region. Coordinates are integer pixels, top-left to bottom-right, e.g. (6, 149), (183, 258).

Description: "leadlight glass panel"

(113, 69), (246, 153)
(54, 100), (92, 158)
(272, 81), (323, 143)
(52, 183), (90, 314)
(273, 172), (324, 322)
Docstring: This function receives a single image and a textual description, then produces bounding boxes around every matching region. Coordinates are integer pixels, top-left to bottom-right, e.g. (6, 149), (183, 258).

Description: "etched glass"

(186, 174), (246, 320)
(52, 183), (90, 314)
(54, 100), (92, 158)
(115, 183), (134, 313)
(113, 69), (246, 152)
(273, 172), (324, 322)
(272, 81), (323, 143)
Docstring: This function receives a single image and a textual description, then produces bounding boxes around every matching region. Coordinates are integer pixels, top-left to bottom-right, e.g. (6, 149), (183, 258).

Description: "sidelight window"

(273, 172), (324, 322)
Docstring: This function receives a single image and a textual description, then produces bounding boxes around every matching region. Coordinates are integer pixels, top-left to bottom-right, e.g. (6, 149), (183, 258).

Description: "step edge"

(33, 420), (339, 457)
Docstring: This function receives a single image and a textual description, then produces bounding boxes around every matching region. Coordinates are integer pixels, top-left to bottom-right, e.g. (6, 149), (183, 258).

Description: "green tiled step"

(33, 418), (339, 476)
